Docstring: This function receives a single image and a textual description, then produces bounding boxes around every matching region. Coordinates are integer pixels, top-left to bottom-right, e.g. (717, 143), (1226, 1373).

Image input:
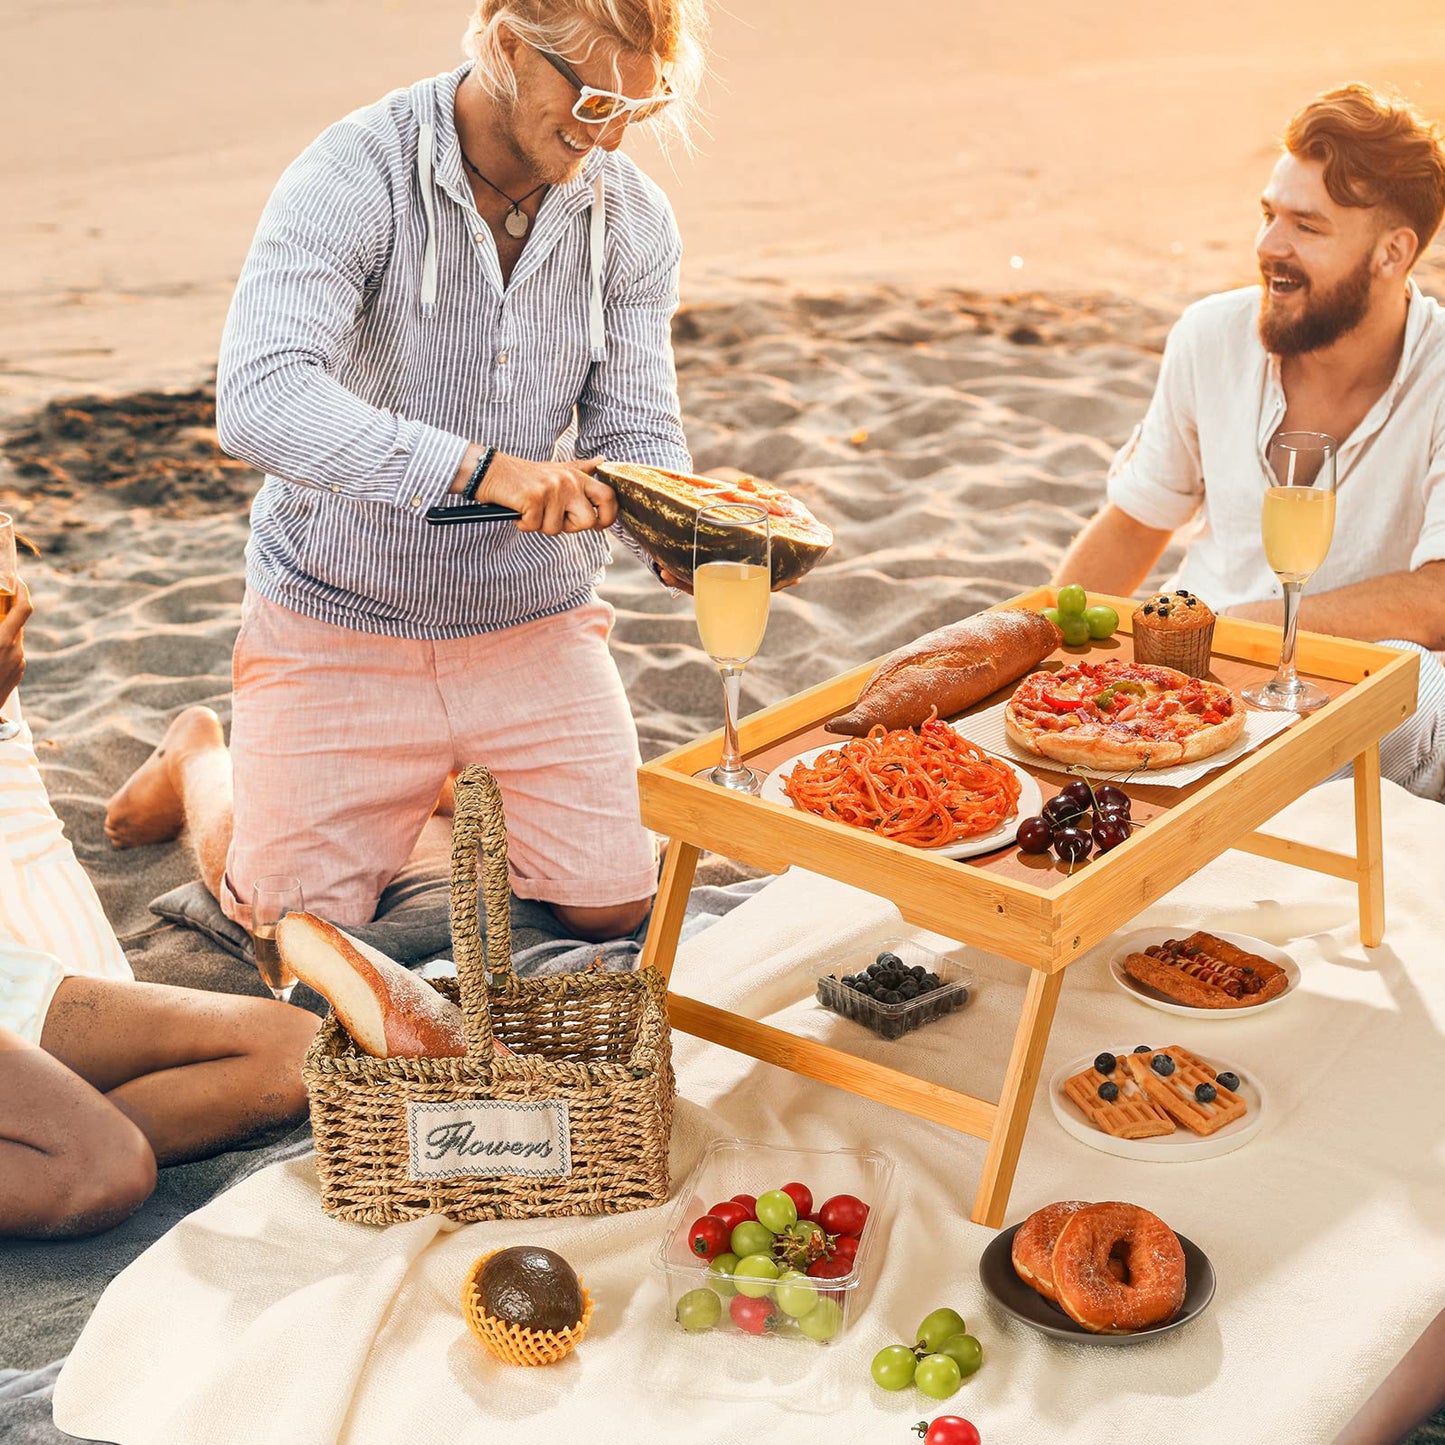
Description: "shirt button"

(496, 350), (509, 365)
(330, 483), (341, 493)
(410, 495), (423, 509)
(473, 230), (485, 242)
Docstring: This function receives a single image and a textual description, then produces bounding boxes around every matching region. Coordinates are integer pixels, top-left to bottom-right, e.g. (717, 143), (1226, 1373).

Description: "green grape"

(1059, 614), (1091, 647)
(730, 1220), (774, 1259)
(915, 1352), (963, 1400)
(732, 1253), (780, 1298)
(774, 1269), (820, 1319)
(1083, 603), (1120, 640)
(870, 1344), (918, 1391)
(675, 1287), (722, 1331)
(940, 1332), (984, 1378)
(787, 1219), (824, 1245)
(755, 1189), (799, 1233)
(797, 1297), (844, 1342)
(1041, 606), (1063, 627)
(708, 1252), (739, 1297)
(1056, 583), (1088, 617)
(916, 1307), (968, 1351)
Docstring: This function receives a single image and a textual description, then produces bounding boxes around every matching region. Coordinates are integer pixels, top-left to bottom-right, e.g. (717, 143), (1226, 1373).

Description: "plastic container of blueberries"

(815, 936), (975, 1041)
(655, 1137), (895, 1344)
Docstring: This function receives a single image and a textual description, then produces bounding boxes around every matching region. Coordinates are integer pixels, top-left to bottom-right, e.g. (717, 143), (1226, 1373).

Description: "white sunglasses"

(535, 47), (676, 124)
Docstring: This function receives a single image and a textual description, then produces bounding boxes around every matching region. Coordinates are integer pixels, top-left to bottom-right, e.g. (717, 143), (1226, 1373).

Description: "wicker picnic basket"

(303, 764), (675, 1224)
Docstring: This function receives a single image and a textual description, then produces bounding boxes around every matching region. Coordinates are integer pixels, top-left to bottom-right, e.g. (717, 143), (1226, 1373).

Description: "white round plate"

(1048, 1051), (1266, 1162)
(1107, 928), (1300, 1019)
(760, 734), (1041, 860)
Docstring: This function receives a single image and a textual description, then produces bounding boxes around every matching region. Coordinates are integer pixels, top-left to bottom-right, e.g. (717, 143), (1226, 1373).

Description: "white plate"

(1049, 1051), (1266, 1162)
(760, 733), (1042, 861)
(1107, 928), (1300, 1019)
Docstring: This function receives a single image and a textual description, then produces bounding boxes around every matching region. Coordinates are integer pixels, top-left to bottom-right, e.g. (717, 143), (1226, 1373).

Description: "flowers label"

(406, 1099), (573, 1181)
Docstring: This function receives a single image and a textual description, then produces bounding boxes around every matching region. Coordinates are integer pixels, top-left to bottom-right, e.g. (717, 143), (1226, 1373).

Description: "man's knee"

(254, 1003), (321, 1121)
(549, 896), (653, 943)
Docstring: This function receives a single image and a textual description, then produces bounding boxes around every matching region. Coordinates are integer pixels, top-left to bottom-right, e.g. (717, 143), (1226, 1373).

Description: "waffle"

(1063, 1062), (1174, 1139)
(1122, 1046), (1247, 1136)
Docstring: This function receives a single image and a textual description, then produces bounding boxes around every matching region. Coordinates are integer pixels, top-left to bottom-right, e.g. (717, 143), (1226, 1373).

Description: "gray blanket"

(0, 872), (768, 1444)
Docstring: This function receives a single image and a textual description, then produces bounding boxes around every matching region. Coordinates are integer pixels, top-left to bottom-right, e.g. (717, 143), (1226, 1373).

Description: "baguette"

(825, 608), (1063, 736)
(276, 912), (467, 1058)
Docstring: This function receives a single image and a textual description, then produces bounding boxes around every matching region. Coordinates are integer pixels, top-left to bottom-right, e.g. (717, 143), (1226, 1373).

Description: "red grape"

(817, 1193), (869, 1236)
(729, 1293), (776, 1335)
(1015, 816), (1054, 854)
(688, 1214), (731, 1260)
(780, 1182), (813, 1220)
(830, 1234), (860, 1265)
(708, 1200), (751, 1233)
(729, 1194), (758, 1221)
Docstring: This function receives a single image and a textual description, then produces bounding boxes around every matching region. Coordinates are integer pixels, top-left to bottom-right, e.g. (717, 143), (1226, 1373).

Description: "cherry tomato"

(708, 1200), (751, 1233)
(729, 1193), (758, 1222)
(817, 1193), (869, 1237)
(806, 1255), (852, 1281)
(688, 1213), (731, 1260)
(919, 1417), (981, 1445)
(830, 1234), (860, 1265)
(728, 1293), (775, 1335)
(780, 1181), (813, 1220)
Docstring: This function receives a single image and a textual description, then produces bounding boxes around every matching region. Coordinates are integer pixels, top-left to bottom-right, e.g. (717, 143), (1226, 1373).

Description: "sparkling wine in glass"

(1242, 431), (1338, 712)
(0, 515), (22, 743)
(693, 501), (771, 792)
(251, 875), (304, 1002)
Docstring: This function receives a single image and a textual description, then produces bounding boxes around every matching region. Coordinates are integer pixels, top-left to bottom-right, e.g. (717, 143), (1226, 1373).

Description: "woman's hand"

(0, 581), (33, 700)
(479, 454), (618, 536)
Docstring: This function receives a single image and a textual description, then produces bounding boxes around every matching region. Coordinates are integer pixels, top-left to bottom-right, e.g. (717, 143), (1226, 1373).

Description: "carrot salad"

(781, 715), (1022, 847)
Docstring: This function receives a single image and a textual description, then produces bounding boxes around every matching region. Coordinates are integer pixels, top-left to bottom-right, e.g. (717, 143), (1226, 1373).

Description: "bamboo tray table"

(637, 587), (1419, 1227)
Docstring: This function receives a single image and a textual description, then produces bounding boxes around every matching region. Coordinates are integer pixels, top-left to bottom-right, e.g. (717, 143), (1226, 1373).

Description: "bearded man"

(1056, 84), (1445, 799)
(107, 0), (709, 938)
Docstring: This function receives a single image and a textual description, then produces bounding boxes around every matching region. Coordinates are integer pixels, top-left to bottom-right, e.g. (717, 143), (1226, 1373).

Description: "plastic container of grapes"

(815, 936), (975, 1041)
(655, 1137), (895, 1344)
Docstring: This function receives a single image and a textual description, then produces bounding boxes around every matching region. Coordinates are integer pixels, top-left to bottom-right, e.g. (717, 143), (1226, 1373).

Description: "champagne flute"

(693, 501), (771, 792)
(1242, 431), (1338, 712)
(0, 515), (22, 743)
(251, 875), (304, 1002)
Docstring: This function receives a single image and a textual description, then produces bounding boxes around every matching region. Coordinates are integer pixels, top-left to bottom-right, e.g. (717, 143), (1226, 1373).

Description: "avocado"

(478, 1246), (584, 1334)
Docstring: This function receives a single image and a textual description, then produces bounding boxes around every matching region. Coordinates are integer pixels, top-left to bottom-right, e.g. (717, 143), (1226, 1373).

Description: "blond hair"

(462, 0), (708, 149)
(1285, 84), (1445, 261)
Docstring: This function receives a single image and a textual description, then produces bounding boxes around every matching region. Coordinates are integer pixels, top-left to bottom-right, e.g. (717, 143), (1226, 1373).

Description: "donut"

(1051, 1201), (1186, 1334)
(1011, 1201), (1091, 1303)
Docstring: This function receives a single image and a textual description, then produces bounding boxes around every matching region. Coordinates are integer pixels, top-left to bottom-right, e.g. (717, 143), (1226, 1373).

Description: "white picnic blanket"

(54, 781), (1445, 1444)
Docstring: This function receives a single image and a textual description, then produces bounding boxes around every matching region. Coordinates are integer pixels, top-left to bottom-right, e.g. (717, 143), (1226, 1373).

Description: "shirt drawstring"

(413, 115), (606, 362)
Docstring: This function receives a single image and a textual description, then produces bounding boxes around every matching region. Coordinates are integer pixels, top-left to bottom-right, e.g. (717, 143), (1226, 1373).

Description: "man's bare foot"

(105, 707), (226, 849)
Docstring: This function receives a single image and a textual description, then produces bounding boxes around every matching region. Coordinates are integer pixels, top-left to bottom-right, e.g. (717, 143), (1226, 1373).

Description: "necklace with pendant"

(460, 148), (546, 238)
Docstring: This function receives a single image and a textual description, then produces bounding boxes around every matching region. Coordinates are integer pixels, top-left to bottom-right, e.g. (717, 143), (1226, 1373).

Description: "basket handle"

(449, 763), (516, 1056)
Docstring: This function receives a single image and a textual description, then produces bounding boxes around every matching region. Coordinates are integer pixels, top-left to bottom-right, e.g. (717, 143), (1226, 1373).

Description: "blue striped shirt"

(216, 63), (690, 639)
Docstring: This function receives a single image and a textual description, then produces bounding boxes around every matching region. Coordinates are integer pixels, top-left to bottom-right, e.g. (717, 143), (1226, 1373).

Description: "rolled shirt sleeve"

(1105, 308), (1206, 533)
(216, 124), (469, 513)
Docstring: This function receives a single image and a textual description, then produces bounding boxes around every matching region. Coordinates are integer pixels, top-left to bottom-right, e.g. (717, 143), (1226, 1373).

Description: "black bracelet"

(461, 446), (497, 503)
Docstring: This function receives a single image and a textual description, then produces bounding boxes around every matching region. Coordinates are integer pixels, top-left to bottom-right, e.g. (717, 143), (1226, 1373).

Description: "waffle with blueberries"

(1121, 1045), (1247, 1135)
(816, 949), (969, 1040)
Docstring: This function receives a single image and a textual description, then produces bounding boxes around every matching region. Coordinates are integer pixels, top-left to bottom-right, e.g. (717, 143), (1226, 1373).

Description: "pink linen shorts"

(220, 591), (658, 928)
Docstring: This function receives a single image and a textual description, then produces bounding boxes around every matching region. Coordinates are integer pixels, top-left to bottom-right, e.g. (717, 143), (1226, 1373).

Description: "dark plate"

(978, 1222), (1216, 1344)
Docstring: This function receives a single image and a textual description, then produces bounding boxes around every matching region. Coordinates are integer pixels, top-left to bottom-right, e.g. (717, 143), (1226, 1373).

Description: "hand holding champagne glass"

(252, 875), (304, 1002)
(693, 501), (771, 792)
(1243, 431), (1338, 712)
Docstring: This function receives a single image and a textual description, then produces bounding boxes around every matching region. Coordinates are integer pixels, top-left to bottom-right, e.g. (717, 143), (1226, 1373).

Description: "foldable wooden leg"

(972, 968), (1066, 1228)
(639, 842), (701, 986)
(1353, 741), (1385, 947)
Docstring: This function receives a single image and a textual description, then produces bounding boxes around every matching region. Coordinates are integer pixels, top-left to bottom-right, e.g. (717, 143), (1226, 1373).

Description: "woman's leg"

(0, 1025), (157, 1239)
(39, 977), (319, 1165)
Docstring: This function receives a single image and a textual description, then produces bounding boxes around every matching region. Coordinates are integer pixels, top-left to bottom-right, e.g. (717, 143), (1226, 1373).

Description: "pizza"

(1005, 659), (1246, 770)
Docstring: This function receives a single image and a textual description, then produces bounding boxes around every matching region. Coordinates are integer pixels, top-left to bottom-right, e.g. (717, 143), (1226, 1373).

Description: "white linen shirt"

(217, 65), (690, 640)
(1106, 282), (1445, 613)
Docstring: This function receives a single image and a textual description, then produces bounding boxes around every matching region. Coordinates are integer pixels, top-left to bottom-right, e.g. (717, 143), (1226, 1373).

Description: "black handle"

(424, 503), (523, 525)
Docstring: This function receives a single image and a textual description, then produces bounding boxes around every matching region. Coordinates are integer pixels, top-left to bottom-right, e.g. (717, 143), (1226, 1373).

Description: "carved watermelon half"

(596, 463), (833, 589)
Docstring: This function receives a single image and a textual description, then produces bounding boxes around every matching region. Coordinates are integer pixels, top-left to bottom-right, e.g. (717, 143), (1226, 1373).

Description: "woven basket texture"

(303, 765), (674, 1224)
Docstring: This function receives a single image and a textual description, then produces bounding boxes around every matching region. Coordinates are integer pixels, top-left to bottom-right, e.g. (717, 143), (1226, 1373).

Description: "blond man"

(108, 1), (709, 937)
(1058, 86), (1445, 799)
